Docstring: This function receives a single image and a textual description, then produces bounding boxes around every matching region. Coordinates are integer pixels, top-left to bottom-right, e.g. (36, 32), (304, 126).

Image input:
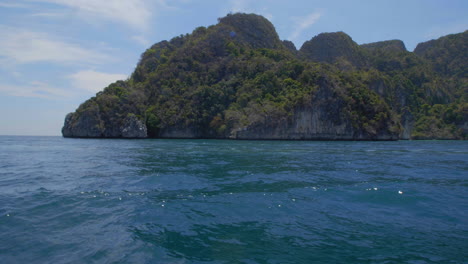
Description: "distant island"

(62, 13), (467, 140)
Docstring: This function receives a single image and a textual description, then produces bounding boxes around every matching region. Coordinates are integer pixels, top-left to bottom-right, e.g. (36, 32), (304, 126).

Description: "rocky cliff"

(299, 32), (366, 69)
(414, 30), (467, 77)
(62, 13), (467, 140)
(361, 40), (407, 53)
(234, 81), (399, 140)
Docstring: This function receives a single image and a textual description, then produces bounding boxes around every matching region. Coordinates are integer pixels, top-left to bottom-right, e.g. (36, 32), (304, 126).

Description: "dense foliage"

(64, 13), (467, 139)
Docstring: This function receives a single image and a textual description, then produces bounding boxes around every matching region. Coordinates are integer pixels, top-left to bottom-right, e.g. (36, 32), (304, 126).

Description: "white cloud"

(68, 70), (128, 93)
(0, 81), (73, 99)
(28, 0), (162, 31)
(289, 11), (322, 41)
(0, 26), (110, 65)
(0, 70), (128, 99)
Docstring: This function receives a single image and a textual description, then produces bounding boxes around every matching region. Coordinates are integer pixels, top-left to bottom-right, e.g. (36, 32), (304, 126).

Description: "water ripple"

(0, 136), (467, 263)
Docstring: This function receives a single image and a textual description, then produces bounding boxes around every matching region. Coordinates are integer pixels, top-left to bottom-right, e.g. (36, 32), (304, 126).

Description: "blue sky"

(0, 0), (467, 136)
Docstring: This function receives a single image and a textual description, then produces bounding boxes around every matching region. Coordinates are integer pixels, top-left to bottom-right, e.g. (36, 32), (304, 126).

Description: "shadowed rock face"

(233, 80), (399, 141)
(282, 40), (297, 54)
(414, 30), (468, 77)
(62, 106), (103, 138)
(62, 13), (467, 140)
(361, 40), (407, 53)
(62, 111), (147, 138)
(299, 32), (366, 68)
(218, 13), (283, 49)
(121, 115), (147, 138)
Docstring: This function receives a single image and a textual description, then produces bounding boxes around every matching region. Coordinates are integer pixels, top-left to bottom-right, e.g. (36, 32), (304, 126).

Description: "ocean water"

(0, 136), (467, 263)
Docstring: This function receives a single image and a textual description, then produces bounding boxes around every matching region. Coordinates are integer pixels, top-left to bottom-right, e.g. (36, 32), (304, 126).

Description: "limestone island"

(62, 13), (467, 140)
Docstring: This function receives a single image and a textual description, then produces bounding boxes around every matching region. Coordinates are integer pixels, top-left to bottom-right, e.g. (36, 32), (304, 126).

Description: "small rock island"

(63, 13), (467, 140)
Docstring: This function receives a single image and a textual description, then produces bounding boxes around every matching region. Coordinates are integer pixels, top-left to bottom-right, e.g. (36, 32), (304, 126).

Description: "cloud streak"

(0, 81), (73, 99)
(27, 0), (162, 31)
(0, 26), (110, 65)
(0, 70), (128, 99)
(289, 12), (322, 41)
(68, 70), (128, 93)
(0, 1), (32, 8)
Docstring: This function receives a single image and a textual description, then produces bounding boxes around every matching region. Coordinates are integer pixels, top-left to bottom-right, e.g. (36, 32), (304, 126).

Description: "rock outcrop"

(218, 13), (283, 49)
(62, 110), (147, 138)
(361, 40), (407, 53)
(414, 30), (468, 77)
(62, 109), (103, 138)
(234, 84), (398, 140)
(299, 32), (366, 69)
(121, 115), (148, 138)
(62, 13), (467, 140)
(282, 40), (297, 54)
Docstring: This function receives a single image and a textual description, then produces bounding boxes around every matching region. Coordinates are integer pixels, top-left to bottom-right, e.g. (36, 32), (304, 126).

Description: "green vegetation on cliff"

(62, 13), (467, 139)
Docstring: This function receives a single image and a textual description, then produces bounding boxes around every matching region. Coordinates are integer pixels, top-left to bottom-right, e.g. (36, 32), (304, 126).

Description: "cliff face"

(62, 111), (147, 138)
(414, 30), (467, 77)
(218, 13), (283, 49)
(299, 32), (366, 69)
(62, 13), (467, 140)
(282, 40), (297, 54)
(62, 110), (103, 138)
(62, 80), (148, 138)
(234, 83), (398, 140)
(361, 40), (407, 53)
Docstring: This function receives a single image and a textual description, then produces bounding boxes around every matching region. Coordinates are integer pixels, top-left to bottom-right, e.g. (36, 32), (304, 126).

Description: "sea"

(0, 136), (467, 263)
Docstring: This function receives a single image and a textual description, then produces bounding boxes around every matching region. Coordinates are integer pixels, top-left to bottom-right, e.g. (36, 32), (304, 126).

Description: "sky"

(0, 0), (467, 136)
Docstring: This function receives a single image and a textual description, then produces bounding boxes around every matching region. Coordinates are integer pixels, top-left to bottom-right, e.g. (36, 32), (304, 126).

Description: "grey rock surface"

(121, 114), (148, 138)
(62, 105), (104, 138)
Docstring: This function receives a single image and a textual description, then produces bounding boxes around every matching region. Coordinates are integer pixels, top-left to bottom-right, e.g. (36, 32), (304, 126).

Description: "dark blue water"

(0, 136), (467, 263)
